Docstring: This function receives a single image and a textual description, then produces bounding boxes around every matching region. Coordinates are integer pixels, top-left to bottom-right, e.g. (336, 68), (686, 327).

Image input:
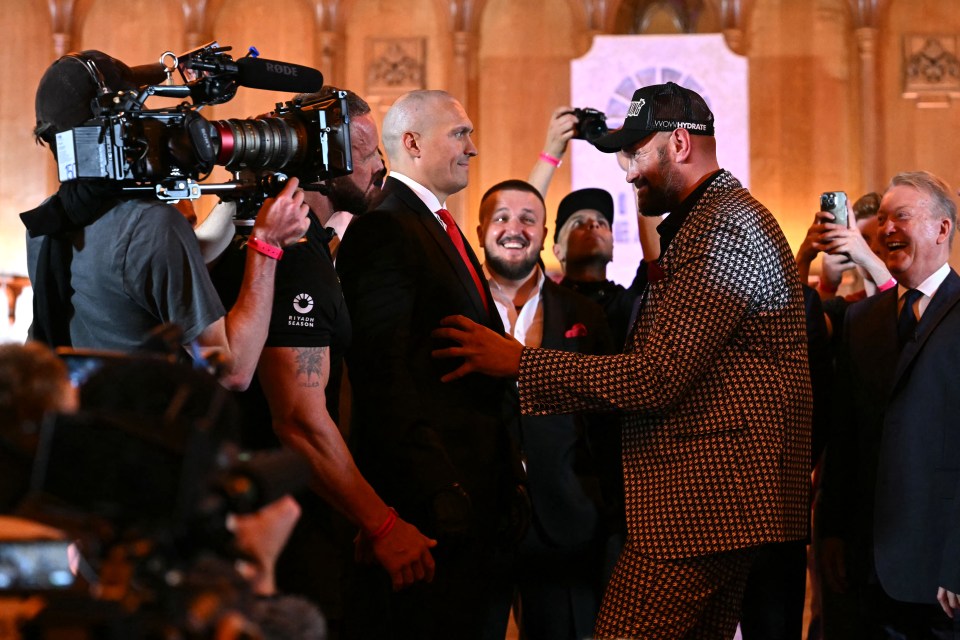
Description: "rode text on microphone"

(53, 42), (351, 205)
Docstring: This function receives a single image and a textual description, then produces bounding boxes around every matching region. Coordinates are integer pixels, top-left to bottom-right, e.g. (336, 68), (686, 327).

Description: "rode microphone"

(234, 57), (323, 93)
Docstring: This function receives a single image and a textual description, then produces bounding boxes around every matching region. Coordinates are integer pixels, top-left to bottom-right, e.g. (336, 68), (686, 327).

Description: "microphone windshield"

(234, 57), (323, 93)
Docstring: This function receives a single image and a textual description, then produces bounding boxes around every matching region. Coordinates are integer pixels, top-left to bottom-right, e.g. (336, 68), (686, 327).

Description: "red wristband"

(818, 279), (838, 294)
(368, 507), (398, 542)
(246, 236), (283, 260)
(876, 277), (897, 292)
(539, 151), (562, 167)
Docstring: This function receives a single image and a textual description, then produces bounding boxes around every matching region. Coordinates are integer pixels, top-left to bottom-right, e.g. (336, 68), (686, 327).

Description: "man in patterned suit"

(434, 81), (811, 639)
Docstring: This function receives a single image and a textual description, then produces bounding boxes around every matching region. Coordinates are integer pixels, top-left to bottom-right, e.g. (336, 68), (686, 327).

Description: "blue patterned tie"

(897, 288), (923, 348)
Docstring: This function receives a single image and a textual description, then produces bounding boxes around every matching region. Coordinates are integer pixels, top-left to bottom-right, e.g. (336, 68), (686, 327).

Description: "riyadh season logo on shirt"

(289, 293), (315, 328)
(293, 293), (314, 314)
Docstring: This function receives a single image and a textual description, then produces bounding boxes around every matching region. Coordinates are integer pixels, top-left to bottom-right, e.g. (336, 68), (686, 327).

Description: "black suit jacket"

(336, 177), (522, 537)
(821, 269), (960, 602)
(518, 279), (617, 547)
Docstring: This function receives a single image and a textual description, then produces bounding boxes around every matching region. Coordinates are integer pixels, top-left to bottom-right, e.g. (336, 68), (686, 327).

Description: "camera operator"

(208, 86), (436, 629)
(299, 88), (387, 249)
(22, 50), (309, 390)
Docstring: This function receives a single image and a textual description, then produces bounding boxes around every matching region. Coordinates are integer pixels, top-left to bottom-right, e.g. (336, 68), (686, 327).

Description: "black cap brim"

(591, 126), (655, 153)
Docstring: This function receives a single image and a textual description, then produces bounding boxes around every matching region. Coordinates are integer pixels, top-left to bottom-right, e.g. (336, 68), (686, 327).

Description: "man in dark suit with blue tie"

(820, 171), (960, 638)
(473, 179), (619, 640)
(336, 90), (526, 640)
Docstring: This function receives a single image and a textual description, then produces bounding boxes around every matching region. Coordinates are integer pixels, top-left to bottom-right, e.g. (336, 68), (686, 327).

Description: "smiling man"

(476, 179), (617, 640)
(820, 171), (960, 637)
(432, 81), (811, 639)
(336, 90), (527, 640)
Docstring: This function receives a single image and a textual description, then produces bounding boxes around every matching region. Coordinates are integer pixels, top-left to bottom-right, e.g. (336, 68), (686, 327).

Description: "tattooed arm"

(256, 346), (436, 590)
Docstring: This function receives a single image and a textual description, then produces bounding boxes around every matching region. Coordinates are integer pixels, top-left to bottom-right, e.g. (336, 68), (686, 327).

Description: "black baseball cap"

(35, 51), (166, 144)
(554, 188), (614, 242)
(592, 81), (715, 153)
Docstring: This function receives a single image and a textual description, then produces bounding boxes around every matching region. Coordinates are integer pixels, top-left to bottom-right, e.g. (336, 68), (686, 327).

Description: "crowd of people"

(1, 47), (959, 640)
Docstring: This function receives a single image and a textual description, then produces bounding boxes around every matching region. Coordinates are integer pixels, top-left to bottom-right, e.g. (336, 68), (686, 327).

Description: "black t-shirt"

(210, 211), (351, 448)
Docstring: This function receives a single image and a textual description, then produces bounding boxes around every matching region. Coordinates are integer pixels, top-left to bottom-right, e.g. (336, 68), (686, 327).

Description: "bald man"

(336, 90), (526, 640)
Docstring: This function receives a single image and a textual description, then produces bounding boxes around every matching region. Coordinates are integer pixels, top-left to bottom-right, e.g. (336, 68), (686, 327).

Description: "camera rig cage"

(54, 42), (352, 202)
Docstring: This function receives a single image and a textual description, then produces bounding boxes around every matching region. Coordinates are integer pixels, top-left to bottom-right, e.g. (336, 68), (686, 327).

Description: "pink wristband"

(539, 152), (562, 167)
(246, 237), (283, 260)
(876, 277), (897, 292)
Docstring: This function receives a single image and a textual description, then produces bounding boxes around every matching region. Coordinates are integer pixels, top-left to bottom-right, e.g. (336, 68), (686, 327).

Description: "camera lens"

(212, 116), (306, 170)
(572, 108), (608, 143)
(582, 118), (608, 143)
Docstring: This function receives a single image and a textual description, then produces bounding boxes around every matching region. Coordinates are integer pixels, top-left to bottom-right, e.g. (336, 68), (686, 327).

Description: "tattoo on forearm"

(294, 347), (326, 388)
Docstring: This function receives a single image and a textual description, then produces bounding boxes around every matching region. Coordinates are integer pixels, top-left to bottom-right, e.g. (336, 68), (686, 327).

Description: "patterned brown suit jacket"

(518, 171), (811, 560)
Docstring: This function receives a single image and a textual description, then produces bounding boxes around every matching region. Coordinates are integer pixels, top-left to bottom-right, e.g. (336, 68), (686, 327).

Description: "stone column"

(856, 26), (882, 193)
(310, 0), (343, 84)
(718, 0), (752, 56)
(181, 0), (211, 51)
(446, 30), (473, 225)
(317, 30), (341, 85)
(46, 0), (77, 193)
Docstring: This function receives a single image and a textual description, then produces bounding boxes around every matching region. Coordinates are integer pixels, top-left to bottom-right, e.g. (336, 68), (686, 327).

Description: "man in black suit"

(820, 171), (960, 638)
(474, 179), (618, 640)
(336, 90), (526, 640)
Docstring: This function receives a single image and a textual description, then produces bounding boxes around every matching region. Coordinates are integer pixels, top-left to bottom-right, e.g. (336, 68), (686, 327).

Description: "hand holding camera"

(542, 106), (579, 159)
(252, 177), (310, 249)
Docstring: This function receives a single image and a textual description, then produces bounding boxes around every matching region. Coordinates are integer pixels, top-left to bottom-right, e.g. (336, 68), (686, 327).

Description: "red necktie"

(436, 208), (489, 313)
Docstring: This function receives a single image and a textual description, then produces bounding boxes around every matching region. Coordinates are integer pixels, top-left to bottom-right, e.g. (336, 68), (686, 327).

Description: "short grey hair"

(381, 90), (453, 162)
(888, 171), (957, 246)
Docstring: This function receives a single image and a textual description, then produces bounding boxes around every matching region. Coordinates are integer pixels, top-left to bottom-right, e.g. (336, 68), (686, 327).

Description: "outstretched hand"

(432, 315), (524, 382)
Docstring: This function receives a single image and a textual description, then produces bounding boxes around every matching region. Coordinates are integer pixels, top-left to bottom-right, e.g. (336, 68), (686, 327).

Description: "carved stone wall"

(366, 37), (427, 97)
(902, 35), (960, 106)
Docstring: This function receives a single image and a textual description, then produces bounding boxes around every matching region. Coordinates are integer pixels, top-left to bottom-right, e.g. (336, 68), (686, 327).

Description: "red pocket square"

(564, 323), (588, 338)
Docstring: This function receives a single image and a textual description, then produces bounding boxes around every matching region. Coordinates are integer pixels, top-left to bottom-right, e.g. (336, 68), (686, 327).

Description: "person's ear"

(937, 216), (953, 246)
(671, 128), (692, 163)
(552, 241), (565, 262)
(401, 131), (421, 157)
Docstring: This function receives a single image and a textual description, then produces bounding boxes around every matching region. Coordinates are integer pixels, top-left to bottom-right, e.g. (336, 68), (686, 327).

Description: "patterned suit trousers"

(594, 539), (756, 640)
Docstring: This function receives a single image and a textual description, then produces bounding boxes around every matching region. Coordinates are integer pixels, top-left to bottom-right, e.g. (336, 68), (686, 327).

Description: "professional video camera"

(54, 42), (352, 202)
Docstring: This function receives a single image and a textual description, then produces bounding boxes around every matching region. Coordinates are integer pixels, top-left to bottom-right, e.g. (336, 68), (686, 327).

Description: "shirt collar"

(483, 263), (545, 306)
(899, 261), (951, 300)
(656, 169), (723, 254)
(390, 171), (444, 214)
(483, 264), (545, 346)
